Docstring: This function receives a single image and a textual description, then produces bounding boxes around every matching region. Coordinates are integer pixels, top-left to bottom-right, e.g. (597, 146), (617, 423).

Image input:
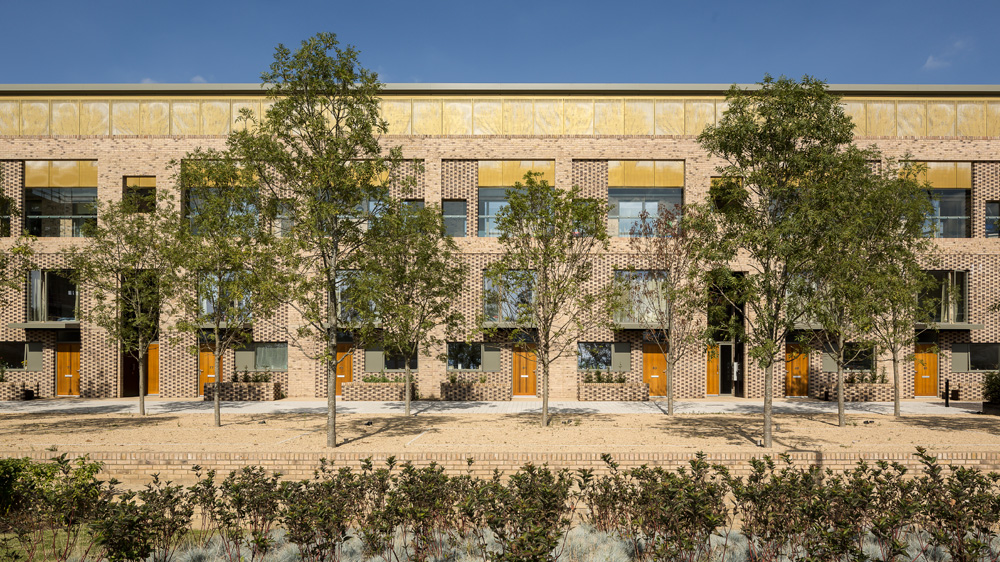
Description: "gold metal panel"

(715, 101), (729, 124)
(842, 101), (866, 135)
(684, 101), (715, 135)
(608, 161), (625, 187)
(51, 102), (79, 135)
(124, 176), (156, 188)
(896, 101), (926, 137)
(0, 101), (19, 135)
(79, 161), (98, 187)
(478, 161), (503, 186)
(530, 160), (555, 183)
(502, 100), (533, 135)
(503, 161), (531, 185)
(594, 99), (623, 135)
(927, 101), (956, 136)
(623, 161), (655, 187)
(24, 161), (49, 187)
(201, 101), (231, 135)
(624, 99), (654, 135)
(442, 100), (472, 135)
(654, 100), (684, 135)
(926, 162), (957, 188)
(231, 100), (261, 132)
(957, 102), (985, 137)
(988, 102), (1000, 137)
(112, 101), (140, 135)
(956, 162), (972, 188)
(473, 100), (502, 135)
(412, 99), (442, 135)
(50, 161), (80, 187)
(168, 101), (196, 135)
(382, 99), (411, 135)
(655, 161), (684, 187)
(866, 101), (895, 136)
(533, 100), (562, 135)
(21, 102), (49, 136)
(563, 100), (593, 135)
(80, 101), (109, 135)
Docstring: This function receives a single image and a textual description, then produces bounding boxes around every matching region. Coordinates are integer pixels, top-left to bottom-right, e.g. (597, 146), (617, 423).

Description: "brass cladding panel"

(478, 160), (555, 186)
(608, 160), (684, 187)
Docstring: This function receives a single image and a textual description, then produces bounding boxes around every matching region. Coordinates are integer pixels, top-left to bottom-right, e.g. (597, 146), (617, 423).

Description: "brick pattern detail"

(341, 381), (412, 401)
(813, 383), (895, 402)
(389, 160), (425, 200)
(571, 160), (608, 199)
(440, 382), (512, 401)
(956, 382), (984, 401)
(0, 381), (30, 400)
(203, 382), (279, 401)
(578, 382), (650, 401)
(441, 160), (477, 238)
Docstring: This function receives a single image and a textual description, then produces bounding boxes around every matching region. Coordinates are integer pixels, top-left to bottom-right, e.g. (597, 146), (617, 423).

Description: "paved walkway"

(0, 396), (982, 416)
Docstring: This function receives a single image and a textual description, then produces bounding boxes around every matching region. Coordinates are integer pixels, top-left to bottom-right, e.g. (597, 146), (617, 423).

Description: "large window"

(24, 161), (98, 237)
(608, 161), (684, 237)
(0, 198), (10, 237)
(448, 342), (482, 370)
(843, 342), (874, 371)
(483, 271), (533, 323)
(477, 161), (554, 237)
(27, 270), (78, 322)
(614, 270), (667, 325)
(123, 176), (156, 213)
(0, 342), (27, 370)
(384, 349), (417, 371)
(253, 342), (288, 371)
(198, 271), (251, 319)
(987, 201), (999, 238)
(333, 270), (370, 324)
(443, 200), (467, 237)
(578, 342), (612, 370)
(970, 344), (1000, 371)
(920, 270), (968, 324)
(920, 162), (971, 238)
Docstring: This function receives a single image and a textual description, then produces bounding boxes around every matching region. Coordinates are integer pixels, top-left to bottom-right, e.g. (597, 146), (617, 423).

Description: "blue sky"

(4, 0), (997, 85)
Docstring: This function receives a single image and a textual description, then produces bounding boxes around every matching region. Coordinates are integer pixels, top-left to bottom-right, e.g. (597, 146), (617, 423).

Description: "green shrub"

(983, 371), (1000, 403)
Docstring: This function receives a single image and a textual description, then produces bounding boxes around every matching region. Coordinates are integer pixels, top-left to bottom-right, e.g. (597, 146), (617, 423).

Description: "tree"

(484, 172), (614, 427)
(698, 74), (859, 447)
(175, 153), (286, 427)
(348, 200), (467, 415)
(625, 204), (715, 415)
(0, 167), (34, 308)
(226, 32), (406, 447)
(64, 190), (188, 416)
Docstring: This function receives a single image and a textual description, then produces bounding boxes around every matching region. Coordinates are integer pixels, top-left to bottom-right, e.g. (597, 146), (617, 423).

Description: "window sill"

(8, 321), (80, 329)
(915, 322), (984, 330)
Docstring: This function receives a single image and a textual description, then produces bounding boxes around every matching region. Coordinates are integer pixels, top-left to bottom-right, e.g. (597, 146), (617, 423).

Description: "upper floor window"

(0, 198), (10, 237)
(608, 161), (683, 237)
(443, 200), (467, 237)
(198, 271), (252, 319)
(918, 162), (971, 238)
(987, 201), (999, 238)
(614, 269), (667, 325)
(332, 270), (374, 324)
(123, 176), (156, 213)
(24, 161), (97, 237)
(477, 161), (554, 237)
(920, 270), (968, 324)
(27, 270), (77, 322)
(484, 271), (534, 322)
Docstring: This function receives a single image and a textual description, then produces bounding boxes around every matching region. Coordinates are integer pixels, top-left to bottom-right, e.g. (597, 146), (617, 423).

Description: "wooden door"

(146, 344), (160, 395)
(706, 344), (720, 395)
(785, 344), (809, 397)
(336, 343), (353, 396)
(643, 343), (667, 396)
(199, 345), (219, 396)
(513, 345), (537, 395)
(56, 343), (81, 396)
(914, 343), (938, 397)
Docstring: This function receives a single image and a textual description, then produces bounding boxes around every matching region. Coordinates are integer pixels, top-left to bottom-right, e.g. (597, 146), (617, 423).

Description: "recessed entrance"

(914, 343), (938, 397)
(707, 342), (739, 396)
(512, 345), (537, 396)
(56, 343), (80, 396)
(122, 344), (159, 396)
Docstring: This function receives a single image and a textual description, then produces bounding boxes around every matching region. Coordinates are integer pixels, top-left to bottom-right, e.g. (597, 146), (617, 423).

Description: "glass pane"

(478, 189), (507, 237)
(987, 202), (999, 238)
(578, 342), (612, 370)
(254, 343), (287, 371)
(443, 200), (467, 237)
(385, 350), (417, 370)
(927, 189), (970, 238)
(28, 271), (43, 322)
(25, 188), (98, 237)
(447, 342), (481, 370)
(0, 342), (25, 369)
(47, 272), (77, 321)
(970, 344), (1000, 371)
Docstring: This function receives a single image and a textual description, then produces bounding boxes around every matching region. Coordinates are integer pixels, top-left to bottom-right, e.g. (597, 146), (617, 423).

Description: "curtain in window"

(28, 271), (43, 322)
(254, 343), (287, 370)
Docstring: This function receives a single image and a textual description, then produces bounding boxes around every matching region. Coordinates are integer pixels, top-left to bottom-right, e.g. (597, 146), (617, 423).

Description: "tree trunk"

(763, 360), (773, 447)
(892, 348), (901, 418)
(404, 362), (412, 416)
(837, 334), (846, 428)
(665, 357), (674, 416)
(138, 348), (146, 417)
(327, 332), (337, 447)
(541, 352), (549, 428)
(214, 351), (222, 427)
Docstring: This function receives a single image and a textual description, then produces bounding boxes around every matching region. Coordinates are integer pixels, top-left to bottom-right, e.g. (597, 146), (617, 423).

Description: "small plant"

(478, 374), (487, 384)
(982, 371), (1000, 403)
(583, 372), (594, 383)
(361, 373), (406, 383)
(447, 372), (458, 385)
(615, 373), (626, 384)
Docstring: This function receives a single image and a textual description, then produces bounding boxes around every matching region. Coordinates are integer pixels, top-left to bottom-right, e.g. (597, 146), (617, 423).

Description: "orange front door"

(706, 344), (720, 395)
(336, 343), (353, 396)
(785, 344), (809, 397)
(199, 345), (219, 396)
(56, 343), (81, 396)
(914, 343), (938, 397)
(146, 344), (160, 395)
(643, 343), (667, 396)
(513, 345), (537, 395)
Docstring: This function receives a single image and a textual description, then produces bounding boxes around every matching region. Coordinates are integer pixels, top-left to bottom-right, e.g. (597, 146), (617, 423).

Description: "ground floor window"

(970, 344), (1000, 371)
(447, 342), (481, 370)
(0, 342), (26, 370)
(578, 342), (612, 370)
(843, 342), (874, 371)
(254, 342), (287, 371)
(384, 349), (418, 371)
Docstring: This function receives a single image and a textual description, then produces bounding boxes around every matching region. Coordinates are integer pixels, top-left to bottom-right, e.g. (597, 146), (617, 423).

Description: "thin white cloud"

(922, 39), (971, 71)
(140, 77), (158, 84)
(190, 75), (207, 83)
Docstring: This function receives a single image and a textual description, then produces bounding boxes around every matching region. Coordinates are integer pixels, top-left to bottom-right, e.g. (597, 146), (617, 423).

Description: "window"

(0, 197), (10, 236)
(448, 342), (482, 370)
(443, 200), (467, 237)
(920, 270), (968, 324)
(123, 176), (156, 213)
(987, 201), (999, 238)
(24, 161), (98, 237)
(27, 270), (78, 322)
(0, 342), (27, 370)
(483, 272), (533, 323)
(614, 270), (667, 325)
(198, 271), (251, 319)
(477, 161), (554, 237)
(970, 344), (1000, 371)
(919, 162), (971, 238)
(384, 349), (417, 371)
(333, 270), (371, 324)
(266, 198), (294, 237)
(254, 342), (288, 371)
(608, 161), (684, 237)
(403, 199), (424, 209)
(578, 342), (612, 370)
(843, 342), (874, 371)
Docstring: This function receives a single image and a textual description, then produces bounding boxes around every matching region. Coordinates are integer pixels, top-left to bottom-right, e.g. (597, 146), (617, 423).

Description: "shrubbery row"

(1, 448), (999, 562)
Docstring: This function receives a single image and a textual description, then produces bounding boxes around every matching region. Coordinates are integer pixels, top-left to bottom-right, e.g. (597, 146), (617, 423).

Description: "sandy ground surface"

(2, 408), (999, 454)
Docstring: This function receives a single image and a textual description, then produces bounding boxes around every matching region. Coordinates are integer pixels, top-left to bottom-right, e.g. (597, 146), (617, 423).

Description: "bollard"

(945, 378), (950, 407)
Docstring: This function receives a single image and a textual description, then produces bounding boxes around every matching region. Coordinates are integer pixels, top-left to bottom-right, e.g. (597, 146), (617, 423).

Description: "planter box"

(203, 382), (279, 401)
(0, 381), (30, 401)
(578, 382), (649, 401)
(440, 382), (512, 401)
(956, 382), (984, 401)
(817, 383), (894, 402)
(341, 382), (414, 401)
(982, 402), (1000, 416)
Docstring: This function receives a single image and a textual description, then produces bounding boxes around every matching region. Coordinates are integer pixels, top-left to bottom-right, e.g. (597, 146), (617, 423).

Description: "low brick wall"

(440, 382), (512, 401)
(203, 382), (279, 401)
(955, 382), (983, 401)
(815, 383), (895, 402)
(342, 382), (412, 401)
(578, 382), (649, 401)
(0, 381), (30, 401)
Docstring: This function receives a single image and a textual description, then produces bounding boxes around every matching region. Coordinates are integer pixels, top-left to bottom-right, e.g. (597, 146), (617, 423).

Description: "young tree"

(698, 75), (858, 447)
(176, 154), (285, 427)
(64, 191), (188, 416)
(0, 168), (35, 308)
(225, 32), (406, 447)
(625, 205), (715, 415)
(348, 200), (467, 415)
(484, 172), (614, 427)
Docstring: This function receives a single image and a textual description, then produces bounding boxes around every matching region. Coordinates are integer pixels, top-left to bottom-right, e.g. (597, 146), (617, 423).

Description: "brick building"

(0, 83), (998, 402)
